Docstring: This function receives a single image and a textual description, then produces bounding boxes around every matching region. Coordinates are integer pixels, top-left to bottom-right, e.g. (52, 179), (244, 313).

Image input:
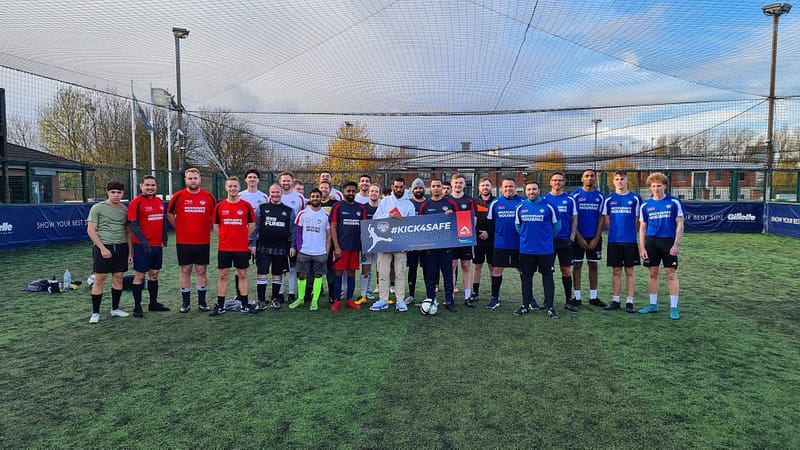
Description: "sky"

(1, 0), (799, 159)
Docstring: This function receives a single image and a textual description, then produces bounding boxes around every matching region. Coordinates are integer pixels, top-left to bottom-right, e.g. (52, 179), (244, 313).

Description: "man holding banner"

(369, 178), (416, 312)
(419, 179), (460, 313)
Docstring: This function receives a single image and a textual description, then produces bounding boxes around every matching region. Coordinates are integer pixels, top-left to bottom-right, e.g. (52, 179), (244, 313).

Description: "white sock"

(612, 295), (620, 303)
(590, 289), (598, 299)
(574, 290), (581, 300)
(650, 293), (658, 304)
(626, 297), (634, 304)
(670, 295), (679, 308)
(360, 275), (369, 297)
(464, 288), (471, 300)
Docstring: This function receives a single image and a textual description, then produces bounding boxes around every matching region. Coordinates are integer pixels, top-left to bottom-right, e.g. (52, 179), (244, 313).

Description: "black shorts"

(473, 245), (494, 264)
(492, 248), (519, 268)
(572, 236), (602, 263)
(643, 237), (679, 269)
(554, 239), (573, 267)
(218, 251), (250, 270)
(132, 244), (163, 273)
(606, 242), (640, 268)
(176, 244), (210, 266)
(256, 252), (290, 276)
(519, 253), (555, 275)
(93, 243), (129, 274)
(452, 246), (474, 261)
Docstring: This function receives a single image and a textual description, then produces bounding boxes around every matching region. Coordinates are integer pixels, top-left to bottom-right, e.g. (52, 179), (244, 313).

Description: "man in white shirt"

(288, 188), (330, 311)
(370, 177), (417, 312)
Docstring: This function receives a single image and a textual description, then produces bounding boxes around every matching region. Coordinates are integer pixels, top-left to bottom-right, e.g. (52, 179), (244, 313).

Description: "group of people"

(85, 167), (684, 323)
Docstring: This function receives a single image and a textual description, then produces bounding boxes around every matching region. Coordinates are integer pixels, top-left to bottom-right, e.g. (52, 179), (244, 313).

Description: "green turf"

(1, 233), (798, 449)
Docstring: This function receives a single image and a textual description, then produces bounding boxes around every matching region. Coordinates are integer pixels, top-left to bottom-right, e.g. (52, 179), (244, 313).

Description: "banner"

(360, 211), (475, 254)
(683, 202), (763, 233)
(0, 204), (94, 250)
(766, 203), (800, 239)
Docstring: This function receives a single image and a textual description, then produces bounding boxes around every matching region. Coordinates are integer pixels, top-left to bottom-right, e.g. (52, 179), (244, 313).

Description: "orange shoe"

(345, 300), (361, 310)
(388, 299), (394, 305)
(355, 297), (367, 305)
(331, 300), (341, 312)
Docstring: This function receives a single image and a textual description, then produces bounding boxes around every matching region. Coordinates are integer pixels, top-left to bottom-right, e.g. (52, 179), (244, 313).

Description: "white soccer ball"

(87, 274), (96, 287)
(420, 298), (438, 316)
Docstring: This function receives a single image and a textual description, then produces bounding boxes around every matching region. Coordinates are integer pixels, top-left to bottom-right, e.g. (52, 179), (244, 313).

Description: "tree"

(320, 121), (378, 184)
(7, 117), (40, 149)
(601, 157), (638, 190)
(38, 87), (96, 162)
(531, 149), (566, 173)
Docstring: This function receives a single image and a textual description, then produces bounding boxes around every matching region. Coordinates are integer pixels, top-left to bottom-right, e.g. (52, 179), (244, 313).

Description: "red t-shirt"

(167, 189), (216, 245)
(214, 199), (255, 252)
(127, 195), (165, 246)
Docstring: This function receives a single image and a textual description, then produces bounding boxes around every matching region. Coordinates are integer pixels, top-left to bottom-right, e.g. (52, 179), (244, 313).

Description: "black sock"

(181, 289), (191, 303)
(217, 295), (225, 308)
(272, 281), (281, 300)
(111, 288), (122, 310)
(132, 283), (143, 309)
(257, 283), (267, 302)
(147, 280), (159, 305)
(235, 275), (241, 297)
(91, 294), (102, 314)
(197, 287), (207, 304)
(562, 276), (572, 302)
(473, 282), (479, 295)
(491, 275), (502, 298)
(240, 295), (248, 306)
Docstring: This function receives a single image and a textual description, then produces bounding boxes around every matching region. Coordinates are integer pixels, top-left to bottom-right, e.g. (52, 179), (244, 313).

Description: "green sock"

(290, 279), (307, 309)
(311, 277), (323, 310)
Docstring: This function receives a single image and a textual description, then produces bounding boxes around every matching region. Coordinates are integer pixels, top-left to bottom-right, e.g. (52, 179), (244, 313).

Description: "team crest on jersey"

(200, 200), (207, 206)
(460, 203), (468, 209)
(442, 206), (449, 211)
(666, 204), (672, 209)
(281, 211), (287, 216)
(539, 208), (545, 213)
(627, 201), (633, 205)
(237, 210), (244, 216)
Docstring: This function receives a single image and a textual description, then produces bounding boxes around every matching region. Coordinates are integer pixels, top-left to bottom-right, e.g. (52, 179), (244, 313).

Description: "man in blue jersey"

(330, 181), (367, 312)
(485, 178), (525, 310)
(418, 179), (460, 313)
(570, 169), (607, 308)
(544, 172), (579, 313)
(601, 171), (642, 313)
(638, 172), (685, 320)
(515, 181), (560, 319)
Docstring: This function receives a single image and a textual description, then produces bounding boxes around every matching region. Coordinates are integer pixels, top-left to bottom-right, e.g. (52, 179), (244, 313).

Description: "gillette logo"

(0, 222), (12, 232)
(727, 213), (756, 221)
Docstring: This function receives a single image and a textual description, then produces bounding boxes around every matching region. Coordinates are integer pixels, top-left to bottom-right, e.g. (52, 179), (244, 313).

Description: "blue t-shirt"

(570, 188), (605, 239)
(329, 202), (366, 251)
(487, 195), (525, 250)
(640, 195), (684, 238)
(363, 203), (377, 220)
(543, 192), (577, 241)
(602, 192), (642, 243)
(515, 198), (558, 255)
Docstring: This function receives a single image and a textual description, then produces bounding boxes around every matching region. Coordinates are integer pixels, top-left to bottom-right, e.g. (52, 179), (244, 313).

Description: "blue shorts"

(133, 244), (163, 273)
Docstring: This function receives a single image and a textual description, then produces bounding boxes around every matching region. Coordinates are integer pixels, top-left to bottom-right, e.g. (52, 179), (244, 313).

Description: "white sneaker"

(89, 313), (100, 323)
(110, 309), (129, 317)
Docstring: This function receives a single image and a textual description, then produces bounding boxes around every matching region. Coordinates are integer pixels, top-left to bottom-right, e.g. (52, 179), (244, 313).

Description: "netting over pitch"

(2, 0), (799, 166)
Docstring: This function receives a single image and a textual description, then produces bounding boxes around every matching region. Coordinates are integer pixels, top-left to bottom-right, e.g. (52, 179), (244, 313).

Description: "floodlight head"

(592, 118), (602, 124)
(173, 27), (190, 38)
(763, 3), (792, 16)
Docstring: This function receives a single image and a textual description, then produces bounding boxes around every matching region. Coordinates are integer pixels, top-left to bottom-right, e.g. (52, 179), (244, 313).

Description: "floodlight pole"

(763, 3), (791, 202)
(592, 118), (602, 170)
(173, 27), (189, 176)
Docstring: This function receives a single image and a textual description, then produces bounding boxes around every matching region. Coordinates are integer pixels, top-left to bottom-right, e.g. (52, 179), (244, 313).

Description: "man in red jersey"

(209, 177), (256, 316)
(168, 168), (216, 313)
(128, 175), (170, 318)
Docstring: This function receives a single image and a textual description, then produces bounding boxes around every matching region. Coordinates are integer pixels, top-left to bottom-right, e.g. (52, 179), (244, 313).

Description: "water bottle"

(63, 269), (72, 293)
